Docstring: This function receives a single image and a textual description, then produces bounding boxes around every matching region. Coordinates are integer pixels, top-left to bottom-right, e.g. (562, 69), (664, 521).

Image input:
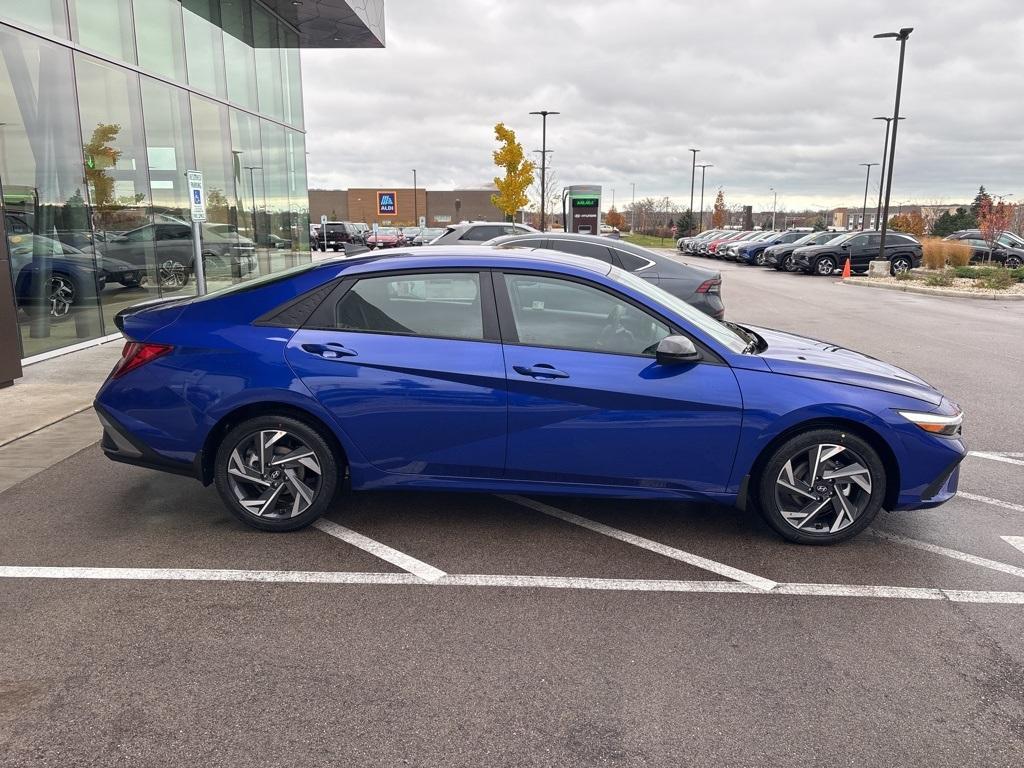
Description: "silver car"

(427, 221), (538, 246)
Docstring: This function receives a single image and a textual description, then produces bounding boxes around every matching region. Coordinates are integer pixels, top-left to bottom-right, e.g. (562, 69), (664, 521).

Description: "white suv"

(426, 222), (537, 246)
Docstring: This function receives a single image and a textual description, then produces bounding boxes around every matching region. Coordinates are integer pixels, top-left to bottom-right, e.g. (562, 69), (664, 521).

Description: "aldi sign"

(377, 191), (397, 216)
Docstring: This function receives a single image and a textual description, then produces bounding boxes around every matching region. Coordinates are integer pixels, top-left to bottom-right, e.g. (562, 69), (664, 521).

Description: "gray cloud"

(302, 0), (1024, 212)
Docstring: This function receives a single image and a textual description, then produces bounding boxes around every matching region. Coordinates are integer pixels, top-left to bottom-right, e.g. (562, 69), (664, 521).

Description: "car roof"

(314, 246), (615, 278)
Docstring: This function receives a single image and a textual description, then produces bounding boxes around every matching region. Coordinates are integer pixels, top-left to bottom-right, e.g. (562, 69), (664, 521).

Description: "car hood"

(792, 244), (835, 257)
(748, 325), (942, 406)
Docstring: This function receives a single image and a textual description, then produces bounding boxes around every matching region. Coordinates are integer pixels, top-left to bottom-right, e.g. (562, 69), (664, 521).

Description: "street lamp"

(873, 116), (905, 227)
(688, 148), (699, 234)
(412, 169), (417, 227)
(770, 187), (777, 230)
(859, 163), (878, 230)
(874, 27), (913, 260)
(630, 182), (635, 232)
(529, 110), (559, 231)
(696, 164), (713, 231)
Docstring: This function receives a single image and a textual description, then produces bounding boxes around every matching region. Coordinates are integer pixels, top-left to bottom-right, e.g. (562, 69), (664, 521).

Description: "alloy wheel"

(891, 257), (912, 274)
(815, 258), (836, 276)
(1005, 255), (1022, 269)
(774, 443), (873, 535)
(782, 254), (794, 271)
(48, 275), (75, 318)
(755, 252), (766, 266)
(159, 259), (188, 289)
(226, 429), (323, 519)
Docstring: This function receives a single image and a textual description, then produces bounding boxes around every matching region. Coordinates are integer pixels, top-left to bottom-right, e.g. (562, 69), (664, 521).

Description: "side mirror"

(656, 335), (701, 365)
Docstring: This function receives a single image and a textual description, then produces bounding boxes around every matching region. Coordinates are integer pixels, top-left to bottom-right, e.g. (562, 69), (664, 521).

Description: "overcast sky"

(301, 0), (1024, 212)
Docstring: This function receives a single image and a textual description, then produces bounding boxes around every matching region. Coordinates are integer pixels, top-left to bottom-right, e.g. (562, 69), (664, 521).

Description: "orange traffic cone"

(841, 256), (851, 279)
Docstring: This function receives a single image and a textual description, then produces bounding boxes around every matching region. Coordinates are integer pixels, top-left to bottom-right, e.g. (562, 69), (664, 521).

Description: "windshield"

(375, 227), (399, 235)
(609, 267), (747, 354)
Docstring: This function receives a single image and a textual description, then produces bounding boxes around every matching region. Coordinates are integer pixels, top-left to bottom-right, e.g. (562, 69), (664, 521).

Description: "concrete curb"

(840, 278), (1024, 301)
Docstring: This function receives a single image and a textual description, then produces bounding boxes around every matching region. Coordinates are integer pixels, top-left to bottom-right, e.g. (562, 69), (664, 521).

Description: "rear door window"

(610, 248), (653, 272)
(550, 239), (614, 263)
(462, 226), (506, 241)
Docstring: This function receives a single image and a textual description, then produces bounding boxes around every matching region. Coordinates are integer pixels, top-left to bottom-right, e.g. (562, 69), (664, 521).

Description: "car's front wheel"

(756, 428), (886, 544)
(814, 256), (837, 276)
(213, 415), (340, 531)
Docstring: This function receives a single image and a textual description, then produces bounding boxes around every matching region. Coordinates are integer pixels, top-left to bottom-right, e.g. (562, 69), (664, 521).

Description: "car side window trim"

(302, 268), (501, 343)
(490, 268), (723, 365)
(608, 247), (655, 272)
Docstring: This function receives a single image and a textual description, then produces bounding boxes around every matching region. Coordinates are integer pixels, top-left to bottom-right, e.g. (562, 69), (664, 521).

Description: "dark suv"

(792, 231), (922, 276)
(317, 221), (362, 252)
(764, 230), (847, 271)
(943, 230), (1024, 269)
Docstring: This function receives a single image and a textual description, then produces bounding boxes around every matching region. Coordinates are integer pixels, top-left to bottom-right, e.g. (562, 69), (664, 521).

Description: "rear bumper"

(95, 403), (201, 481)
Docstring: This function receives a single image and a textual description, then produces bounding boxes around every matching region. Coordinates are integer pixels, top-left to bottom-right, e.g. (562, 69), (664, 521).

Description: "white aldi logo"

(377, 191), (397, 216)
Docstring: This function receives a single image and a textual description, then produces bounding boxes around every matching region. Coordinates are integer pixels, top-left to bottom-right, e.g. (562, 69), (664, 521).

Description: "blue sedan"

(94, 248), (966, 544)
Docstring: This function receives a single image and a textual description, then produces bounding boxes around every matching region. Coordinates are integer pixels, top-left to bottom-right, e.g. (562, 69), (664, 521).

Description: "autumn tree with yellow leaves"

(490, 123), (535, 221)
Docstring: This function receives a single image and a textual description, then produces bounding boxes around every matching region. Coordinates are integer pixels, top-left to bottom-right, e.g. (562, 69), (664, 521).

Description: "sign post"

(320, 214), (327, 253)
(187, 170), (207, 295)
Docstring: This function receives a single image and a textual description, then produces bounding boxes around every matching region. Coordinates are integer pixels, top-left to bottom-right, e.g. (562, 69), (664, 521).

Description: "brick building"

(309, 187), (506, 226)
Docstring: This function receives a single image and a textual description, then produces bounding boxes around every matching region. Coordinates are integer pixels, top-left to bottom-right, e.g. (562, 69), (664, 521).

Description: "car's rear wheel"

(890, 255), (913, 275)
(158, 258), (191, 289)
(1004, 254), (1023, 269)
(756, 428), (886, 544)
(214, 415), (340, 531)
(814, 256), (837, 276)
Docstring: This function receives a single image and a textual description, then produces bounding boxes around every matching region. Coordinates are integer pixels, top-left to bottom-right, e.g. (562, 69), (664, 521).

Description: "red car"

(366, 227), (405, 249)
(701, 231), (748, 256)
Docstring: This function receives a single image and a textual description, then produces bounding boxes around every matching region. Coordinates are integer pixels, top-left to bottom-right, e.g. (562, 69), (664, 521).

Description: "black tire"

(1004, 254), (1023, 269)
(776, 254), (792, 271)
(158, 258), (191, 289)
(756, 428), (886, 544)
(890, 255), (913, 275)
(813, 256), (837, 276)
(213, 415), (341, 532)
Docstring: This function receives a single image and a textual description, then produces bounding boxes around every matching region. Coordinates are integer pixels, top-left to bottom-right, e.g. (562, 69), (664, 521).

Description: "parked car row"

(942, 229), (1024, 269)
(678, 228), (923, 276)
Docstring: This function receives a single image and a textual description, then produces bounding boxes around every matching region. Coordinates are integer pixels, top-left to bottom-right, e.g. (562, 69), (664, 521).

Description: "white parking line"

(313, 519), (447, 582)
(957, 492), (1024, 514)
(1, 565), (1022, 604)
(499, 495), (778, 591)
(968, 451), (1024, 467)
(870, 529), (1024, 580)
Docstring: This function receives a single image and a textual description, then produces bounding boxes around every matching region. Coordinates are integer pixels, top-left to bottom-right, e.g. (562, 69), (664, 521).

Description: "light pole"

(532, 149), (552, 227)
(630, 182), (635, 231)
(529, 110), (559, 231)
(412, 169), (417, 227)
(859, 163), (878, 230)
(696, 164), (712, 231)
(874, 27), (913, 261)
(688, 148), (699, 234)
(243, 165), (262, 240)
(770, 187), (777, 230)
(873, 116), (905, 227)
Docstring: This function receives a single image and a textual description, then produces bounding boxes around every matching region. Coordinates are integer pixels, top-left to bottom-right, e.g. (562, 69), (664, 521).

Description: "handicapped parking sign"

(187, 170), (207, 222)
(377, 191), (397, 216)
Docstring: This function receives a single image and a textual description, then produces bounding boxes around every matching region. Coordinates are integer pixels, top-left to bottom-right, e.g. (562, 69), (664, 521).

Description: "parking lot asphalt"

(1, 257), (1023, 767)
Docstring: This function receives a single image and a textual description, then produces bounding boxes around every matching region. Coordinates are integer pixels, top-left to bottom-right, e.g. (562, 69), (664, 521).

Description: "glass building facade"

(0, 1), (383, 363)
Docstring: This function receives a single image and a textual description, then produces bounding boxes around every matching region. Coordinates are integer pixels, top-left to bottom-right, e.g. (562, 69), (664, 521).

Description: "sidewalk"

(0, 340), (123, 492)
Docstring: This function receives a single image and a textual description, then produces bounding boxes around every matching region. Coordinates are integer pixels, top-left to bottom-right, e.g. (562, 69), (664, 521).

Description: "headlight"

(897, 409), (963, 436)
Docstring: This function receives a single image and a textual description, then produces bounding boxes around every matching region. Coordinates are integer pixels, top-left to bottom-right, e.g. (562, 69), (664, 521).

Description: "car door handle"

(301, 342), (357, 360)
(513, 364), (569, 379)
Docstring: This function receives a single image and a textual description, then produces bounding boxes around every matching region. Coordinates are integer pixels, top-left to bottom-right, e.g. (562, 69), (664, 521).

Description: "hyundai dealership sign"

(377, 191), (397, 216)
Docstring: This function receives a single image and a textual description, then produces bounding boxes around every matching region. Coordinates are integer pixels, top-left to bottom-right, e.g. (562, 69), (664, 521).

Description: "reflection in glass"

(221, 0), (257, 111)
(286, 129), (311, 256)
(0, 0), (70, 37)
(229, 108), (264, 275)
(279, 27), (304, 129)
(69, 0), (138, 64)
(0, 26), (103, 357)
(252, 3), (284, 122)
(75, 53), (159, 332)
(181, 0), (227, 99)
(133, 0), (187, 82)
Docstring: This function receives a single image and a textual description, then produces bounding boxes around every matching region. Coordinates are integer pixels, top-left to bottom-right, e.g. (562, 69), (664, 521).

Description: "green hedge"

(952, 266), (1024, 283)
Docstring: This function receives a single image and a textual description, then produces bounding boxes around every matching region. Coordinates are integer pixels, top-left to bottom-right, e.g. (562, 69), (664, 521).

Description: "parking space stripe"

(968, 451), (1024, 467)
(1, 566), (1022, 604)
(499, 495), (778, 591)
(957, 492), (1024, 514)
(313, 519), (447, 582)
(870, 529), (1024, 580)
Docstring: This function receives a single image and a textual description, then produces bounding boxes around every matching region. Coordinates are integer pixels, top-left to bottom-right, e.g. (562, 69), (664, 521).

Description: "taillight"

(696, 279), (721, 294)
(110, 342), (173, 379)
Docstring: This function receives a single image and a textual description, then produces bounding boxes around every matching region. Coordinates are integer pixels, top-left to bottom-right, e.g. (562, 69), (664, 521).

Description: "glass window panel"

(259, 119), (295, 271)
(252, 3), (284, 122)
(229, 108), (263, 277)
(133, 0), (186, 82)
(0, 26), (102, 358)
(285, 129), (310, 255)
(279, 26), (303, 129)
(75, 53), (164, 334)
(335, 273), (484, 340)
(502, 274), (670, 356)
(0, 0), (69, 37)
(221, 0), (257, 111)
(69, 0), (137, 64)
(182, 0), (227, 98)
